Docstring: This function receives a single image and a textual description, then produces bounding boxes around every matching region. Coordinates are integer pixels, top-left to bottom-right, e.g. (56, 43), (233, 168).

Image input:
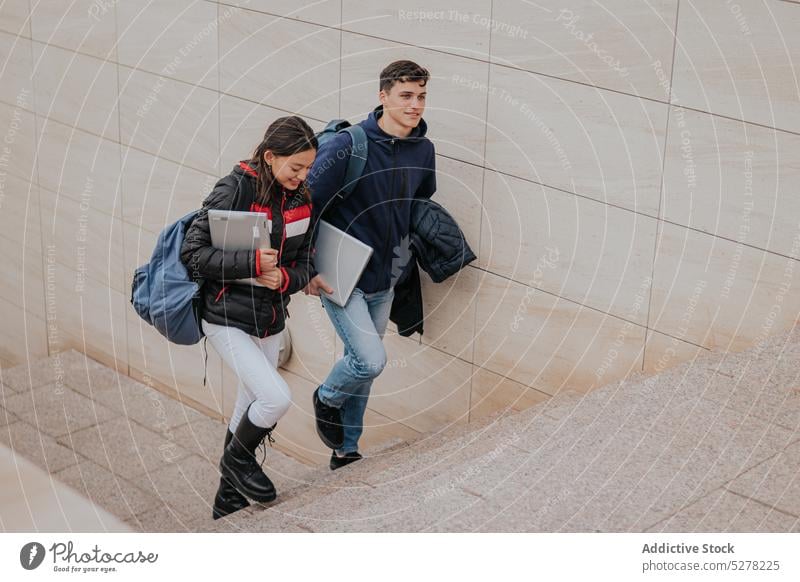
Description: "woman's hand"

(256, 268), (282, 290)
(259, 248), (278, 272)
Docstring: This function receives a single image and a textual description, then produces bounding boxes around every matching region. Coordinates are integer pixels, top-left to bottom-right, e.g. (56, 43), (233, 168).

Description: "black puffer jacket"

(390, 198), (477, 336)
(180, 161), (314, 338)
(408, 199), (477, 284)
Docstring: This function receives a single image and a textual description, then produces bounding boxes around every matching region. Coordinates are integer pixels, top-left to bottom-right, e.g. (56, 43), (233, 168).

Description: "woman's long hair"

(249, 116), (318, 206)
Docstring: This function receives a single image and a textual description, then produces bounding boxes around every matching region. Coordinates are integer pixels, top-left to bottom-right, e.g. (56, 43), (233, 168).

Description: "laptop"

(314, 220), (373, 306)
(208, 209), (271, 286)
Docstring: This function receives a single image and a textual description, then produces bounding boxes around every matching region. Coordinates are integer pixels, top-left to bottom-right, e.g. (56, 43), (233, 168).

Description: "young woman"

(180, 116), (317, 519)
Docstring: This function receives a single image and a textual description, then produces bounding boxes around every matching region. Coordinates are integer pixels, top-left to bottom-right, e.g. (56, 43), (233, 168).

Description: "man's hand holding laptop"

(303, 274), (334, 297)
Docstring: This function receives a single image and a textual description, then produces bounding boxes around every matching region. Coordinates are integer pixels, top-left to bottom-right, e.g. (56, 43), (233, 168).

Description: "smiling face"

(264, 148), (316, 191)
(379, 80), (427, 133)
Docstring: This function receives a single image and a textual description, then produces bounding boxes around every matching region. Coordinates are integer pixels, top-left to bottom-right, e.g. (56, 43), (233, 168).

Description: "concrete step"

(217, 405), (619, 532)
(275, 389), (796, 533)
(208, 411), (497, 527)
(279, 391), (628, 531)
(304, 390), (583, 492)
(204, 426), (487, 532)
(405, 338), (800, 532)
(348, 391), (585, 489)
(208, 391), (583, 532)
(202, 436), (414, 532)
(202, 412), (518, 531)
(186, 328), (800, 532)
(214, 327), (800, 532)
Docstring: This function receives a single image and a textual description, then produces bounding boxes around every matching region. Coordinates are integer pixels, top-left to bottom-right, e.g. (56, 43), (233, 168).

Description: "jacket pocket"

(262, 303), (284, 337)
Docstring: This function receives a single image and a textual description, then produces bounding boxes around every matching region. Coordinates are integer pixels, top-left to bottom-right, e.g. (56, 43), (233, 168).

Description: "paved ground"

(1, 325), (799, 532)
(0, 350), (313, 531)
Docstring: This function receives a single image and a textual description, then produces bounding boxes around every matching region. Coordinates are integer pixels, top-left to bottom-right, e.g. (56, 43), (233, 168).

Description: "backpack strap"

(232, 165), (255, 210)
(338, 124), (368, 200)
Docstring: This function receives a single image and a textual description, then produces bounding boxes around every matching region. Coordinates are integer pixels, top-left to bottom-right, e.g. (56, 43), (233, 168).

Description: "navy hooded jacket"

(306, 105), (436, 293)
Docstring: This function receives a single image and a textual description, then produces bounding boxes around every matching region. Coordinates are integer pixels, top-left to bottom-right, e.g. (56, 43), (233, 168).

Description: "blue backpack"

(130, 210), (204, 346)
(317, 119), (369, 203)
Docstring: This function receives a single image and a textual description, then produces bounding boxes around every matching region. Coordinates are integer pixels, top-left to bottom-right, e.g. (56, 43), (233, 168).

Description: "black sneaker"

(313, 387), (344, 449)
(330, 451), (362, 471)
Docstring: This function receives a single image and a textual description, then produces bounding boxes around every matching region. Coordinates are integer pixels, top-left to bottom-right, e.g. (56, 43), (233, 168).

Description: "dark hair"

(379, 60), (430, 93)
(249, 115), (318, 205)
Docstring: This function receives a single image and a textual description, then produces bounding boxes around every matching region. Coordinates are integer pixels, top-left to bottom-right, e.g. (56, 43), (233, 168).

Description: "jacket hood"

(362, 105), (428, 143)
(234, 160), (260, 178)
(233, 160), (308, 201)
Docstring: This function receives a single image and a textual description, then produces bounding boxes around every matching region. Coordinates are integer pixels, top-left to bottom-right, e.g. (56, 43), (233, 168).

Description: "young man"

(304, 60), (436, 469)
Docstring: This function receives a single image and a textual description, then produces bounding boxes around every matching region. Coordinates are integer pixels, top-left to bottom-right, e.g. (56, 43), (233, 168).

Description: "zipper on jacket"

(214, 285), (229, 302)
(382, 139), (398, 288)
(263, 192), (287, 339)
(278, 191), (287, 266)
(278, 192), (288, 304)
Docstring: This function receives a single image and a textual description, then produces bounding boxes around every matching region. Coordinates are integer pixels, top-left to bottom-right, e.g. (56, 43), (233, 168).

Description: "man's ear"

(378, 89), (388, 106)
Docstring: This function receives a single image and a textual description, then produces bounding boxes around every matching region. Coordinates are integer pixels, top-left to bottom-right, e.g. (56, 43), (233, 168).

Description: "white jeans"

(202, 319), (291, 432)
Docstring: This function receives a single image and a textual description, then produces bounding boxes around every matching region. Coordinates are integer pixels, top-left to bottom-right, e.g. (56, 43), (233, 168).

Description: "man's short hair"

(379, 60), (430, 93)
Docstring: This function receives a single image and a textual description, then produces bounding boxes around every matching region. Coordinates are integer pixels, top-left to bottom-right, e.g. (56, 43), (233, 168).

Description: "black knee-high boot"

(212, 429), (251, 520)
(219, 404), (277, 503)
